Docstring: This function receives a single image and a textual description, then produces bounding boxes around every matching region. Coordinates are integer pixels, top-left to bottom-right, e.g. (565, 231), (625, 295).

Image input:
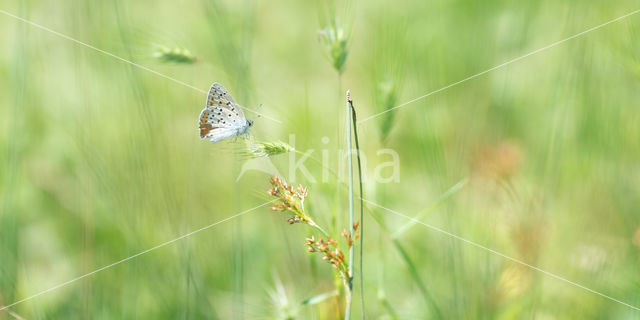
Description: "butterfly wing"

(199, 82), (250, 143)
(207, 82), (247, 123)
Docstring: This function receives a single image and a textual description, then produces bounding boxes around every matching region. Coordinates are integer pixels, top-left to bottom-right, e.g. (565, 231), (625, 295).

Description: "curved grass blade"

(301, 290), (339, 306)
(391, 178), (468, 239)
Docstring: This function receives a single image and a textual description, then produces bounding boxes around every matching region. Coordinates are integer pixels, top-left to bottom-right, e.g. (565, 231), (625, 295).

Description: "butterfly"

(199, 82), (253, 144)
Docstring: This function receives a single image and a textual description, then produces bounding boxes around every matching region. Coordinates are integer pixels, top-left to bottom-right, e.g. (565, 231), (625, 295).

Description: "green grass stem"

(344, 90), (355, 320)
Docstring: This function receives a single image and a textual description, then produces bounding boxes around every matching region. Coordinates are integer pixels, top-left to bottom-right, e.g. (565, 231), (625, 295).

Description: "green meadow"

(1, 0), (640, 318)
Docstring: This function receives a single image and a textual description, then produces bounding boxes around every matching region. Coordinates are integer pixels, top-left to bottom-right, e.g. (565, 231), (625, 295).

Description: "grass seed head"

(152, 46), (198, 64)
(244, 141), (295, 158)
(318, 19), (349, 74)
(376, 79), (398, 142)
(305, 236), (348, 275)
(268, 176), (318, 227)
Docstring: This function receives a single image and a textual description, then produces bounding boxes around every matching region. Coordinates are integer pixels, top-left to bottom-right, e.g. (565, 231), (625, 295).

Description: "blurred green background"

(1, 0), (640, 318)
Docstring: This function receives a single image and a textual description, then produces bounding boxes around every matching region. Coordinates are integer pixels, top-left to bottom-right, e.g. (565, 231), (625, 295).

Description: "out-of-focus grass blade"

(378, 290), (400, 320)
(391, 178), (468, 239)
(364, 204), (444, 318)
(301, 290), (339, 306)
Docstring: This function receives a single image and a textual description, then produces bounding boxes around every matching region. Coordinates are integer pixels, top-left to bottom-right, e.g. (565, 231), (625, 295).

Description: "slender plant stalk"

(348, 95), (365, 318)
(344, 91), (355, 319)
(3, 309), (26, 320)
(333, 73), (343, 241)
(364, 204), (445, 319)
(311, 223), (330, 238)
(392, 239), (443, 319)
(380, 296), (400, 320)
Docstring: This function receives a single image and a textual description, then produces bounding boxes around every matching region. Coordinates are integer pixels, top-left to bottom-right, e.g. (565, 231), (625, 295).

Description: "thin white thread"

(0, 201), (272, 312)
(362, 198), (640, 312)
(358, 8), (640, 124)
(0, 9), (282, 124)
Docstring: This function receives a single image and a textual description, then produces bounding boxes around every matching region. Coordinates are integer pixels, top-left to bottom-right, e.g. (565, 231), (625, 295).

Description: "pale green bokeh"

(1, 0), (639, 318)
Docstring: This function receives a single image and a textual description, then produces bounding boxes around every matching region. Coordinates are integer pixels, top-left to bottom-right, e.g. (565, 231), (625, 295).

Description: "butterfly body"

(199, 83), (253, 143)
